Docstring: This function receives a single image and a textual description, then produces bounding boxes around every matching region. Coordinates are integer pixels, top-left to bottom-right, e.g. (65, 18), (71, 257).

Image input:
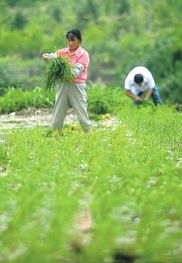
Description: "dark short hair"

(66, 28), (82, 42)
(134, 74), (144, 84)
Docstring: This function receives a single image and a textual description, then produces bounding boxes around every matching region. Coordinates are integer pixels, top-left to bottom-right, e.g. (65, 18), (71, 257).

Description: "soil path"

(0, 107), (121, 132)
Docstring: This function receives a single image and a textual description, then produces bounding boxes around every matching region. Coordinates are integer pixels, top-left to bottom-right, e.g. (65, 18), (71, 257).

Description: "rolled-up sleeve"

(47, 53), (58, 60)
(71, 63), (85, 78)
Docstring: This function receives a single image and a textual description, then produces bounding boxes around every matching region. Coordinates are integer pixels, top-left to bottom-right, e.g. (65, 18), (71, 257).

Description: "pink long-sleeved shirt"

(56, 47), (90, 83)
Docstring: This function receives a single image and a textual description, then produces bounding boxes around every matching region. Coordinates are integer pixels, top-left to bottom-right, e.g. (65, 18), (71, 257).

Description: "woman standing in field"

(42, 28), (92, 135)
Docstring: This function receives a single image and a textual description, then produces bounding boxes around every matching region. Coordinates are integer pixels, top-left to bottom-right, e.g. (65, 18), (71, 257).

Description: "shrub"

(0, 84), (128, 115)
(87, 83), (129, 114)
(0, 57), (46, 92)
(159, 62), (182, 104)
(0, 87), (54, 114)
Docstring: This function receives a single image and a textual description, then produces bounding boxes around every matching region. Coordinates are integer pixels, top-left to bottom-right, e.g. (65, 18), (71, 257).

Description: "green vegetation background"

(0, 0), (182, 103)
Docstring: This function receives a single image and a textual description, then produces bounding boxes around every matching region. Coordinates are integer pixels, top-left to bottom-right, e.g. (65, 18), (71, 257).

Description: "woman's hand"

(42, 53), (50, 60)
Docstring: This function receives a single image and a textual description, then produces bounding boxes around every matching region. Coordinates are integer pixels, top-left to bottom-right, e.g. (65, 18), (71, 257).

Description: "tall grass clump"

(45, 57), (74, 91)
(87, 84), (130, 114)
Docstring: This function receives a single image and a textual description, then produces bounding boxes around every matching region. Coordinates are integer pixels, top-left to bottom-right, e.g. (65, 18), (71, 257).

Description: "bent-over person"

(124, 66), (163, 105)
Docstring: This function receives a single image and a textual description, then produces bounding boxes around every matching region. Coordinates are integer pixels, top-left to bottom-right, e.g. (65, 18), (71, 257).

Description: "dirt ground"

(0, 107), (121, 131)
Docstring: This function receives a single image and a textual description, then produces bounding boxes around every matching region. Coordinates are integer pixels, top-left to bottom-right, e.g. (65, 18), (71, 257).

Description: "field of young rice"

(0, 105), (182, 263)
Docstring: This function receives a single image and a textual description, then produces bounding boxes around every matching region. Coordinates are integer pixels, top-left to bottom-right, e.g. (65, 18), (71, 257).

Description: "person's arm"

(71, 63), (85, 78)
(124, 89), (143, 101)
(144, 88), (153, 101)
(42, 53), (57, 61)
(124, 77), (143, 102)
(71, 52), (90, 78)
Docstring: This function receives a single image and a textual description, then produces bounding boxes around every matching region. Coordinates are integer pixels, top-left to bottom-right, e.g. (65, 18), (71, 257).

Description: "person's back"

(125, 66), (155, 94)
(124, 66), (163, 105)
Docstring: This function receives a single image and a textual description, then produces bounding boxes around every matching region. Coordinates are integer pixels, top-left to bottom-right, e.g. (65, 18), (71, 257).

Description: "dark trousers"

(134, 86), (163, 105)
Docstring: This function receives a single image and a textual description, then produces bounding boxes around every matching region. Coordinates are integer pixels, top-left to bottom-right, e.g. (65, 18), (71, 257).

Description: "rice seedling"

(45, 57), (74, 91)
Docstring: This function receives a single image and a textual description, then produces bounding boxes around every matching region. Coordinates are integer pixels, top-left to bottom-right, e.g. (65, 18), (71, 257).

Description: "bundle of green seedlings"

(45, 57), (74, 91)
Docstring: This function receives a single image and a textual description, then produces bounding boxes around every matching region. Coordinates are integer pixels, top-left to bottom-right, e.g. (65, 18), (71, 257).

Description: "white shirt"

(124, 66), (155, 95)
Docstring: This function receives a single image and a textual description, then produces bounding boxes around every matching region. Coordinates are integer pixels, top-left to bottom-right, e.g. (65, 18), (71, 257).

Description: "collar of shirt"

(64, 47), (82, 57)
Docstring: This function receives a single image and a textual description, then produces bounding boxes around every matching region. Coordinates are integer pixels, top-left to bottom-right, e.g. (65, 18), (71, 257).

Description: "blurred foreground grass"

(0, 104), (182, 263)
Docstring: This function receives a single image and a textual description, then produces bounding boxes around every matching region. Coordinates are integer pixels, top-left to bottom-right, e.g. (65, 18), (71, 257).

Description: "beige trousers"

(52, 82), (92, 130)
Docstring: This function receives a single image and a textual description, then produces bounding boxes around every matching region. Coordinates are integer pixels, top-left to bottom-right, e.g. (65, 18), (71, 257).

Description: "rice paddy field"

(0, 102), (182, 263)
